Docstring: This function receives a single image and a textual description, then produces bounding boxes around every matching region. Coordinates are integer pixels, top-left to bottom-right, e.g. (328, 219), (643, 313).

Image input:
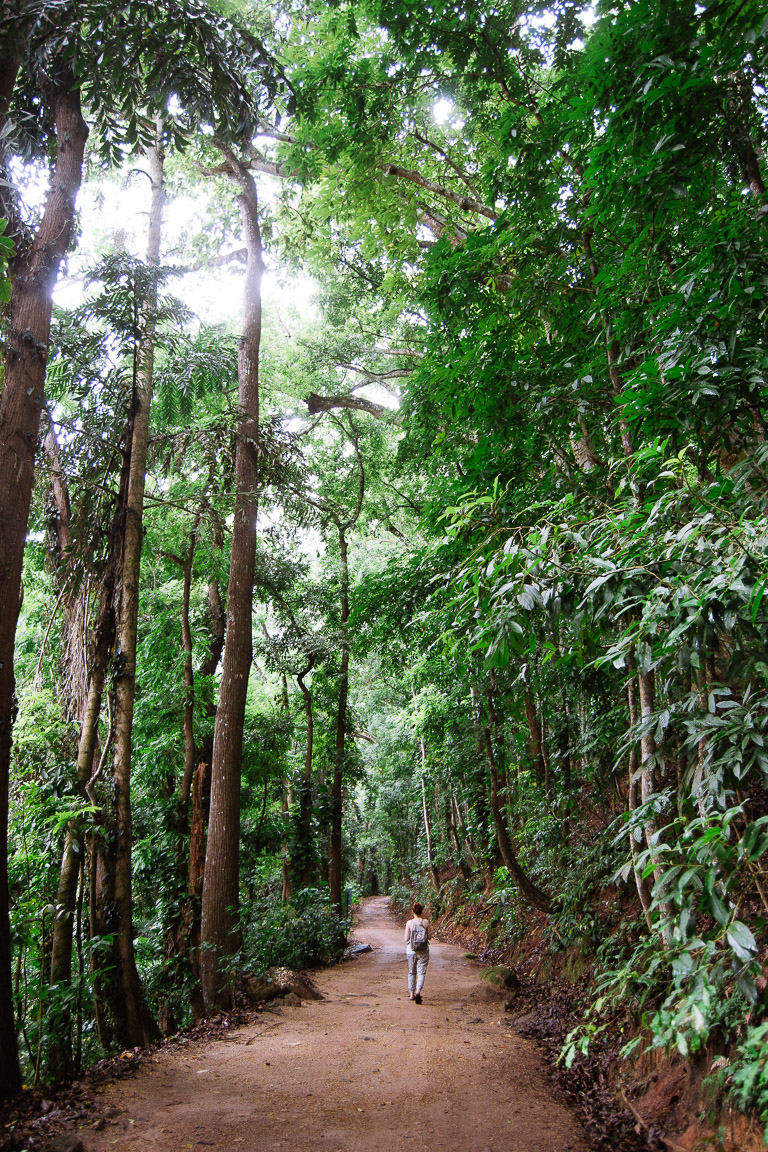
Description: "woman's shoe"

(414, 993), (422, 1004)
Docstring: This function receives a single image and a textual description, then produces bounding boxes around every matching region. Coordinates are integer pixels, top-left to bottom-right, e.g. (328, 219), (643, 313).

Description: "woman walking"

(404, 902), (430, 1003)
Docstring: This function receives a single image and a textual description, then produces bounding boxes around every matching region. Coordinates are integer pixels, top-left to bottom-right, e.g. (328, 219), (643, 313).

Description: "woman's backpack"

(410, 921), (428, 951)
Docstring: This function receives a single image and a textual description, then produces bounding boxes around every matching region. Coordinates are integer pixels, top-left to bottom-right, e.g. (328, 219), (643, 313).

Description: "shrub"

(242, 887), (348, 973)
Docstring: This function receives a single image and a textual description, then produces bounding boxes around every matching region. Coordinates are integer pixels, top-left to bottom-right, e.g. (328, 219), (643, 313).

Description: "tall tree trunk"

(43, 418), (75, 592)
(329, 526), (350, 915)
(420, 770), (440, 893)
(178, 531), (198, 820)
(486, 749), (552, 913)
(638, 668), (662, 863)
(48, 420), (129, 1072)
(187, 759), (208, 1020)
(297, 657), (315, 889)
(637, 662), (672, 942)
(445, 796), (471, 881)
(200, 155), (262, 1012)
(523, 687), (546, 783)
(108, 135), (166, 1049)
(278, 673), (293, 901)
(0, 76), (87, 1100)
(482, 703), (552, 913)
(626, 651), (653, 927)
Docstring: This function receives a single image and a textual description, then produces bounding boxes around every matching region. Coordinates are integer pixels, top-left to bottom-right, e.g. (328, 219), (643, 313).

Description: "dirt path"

(82, 897), (590, 1152)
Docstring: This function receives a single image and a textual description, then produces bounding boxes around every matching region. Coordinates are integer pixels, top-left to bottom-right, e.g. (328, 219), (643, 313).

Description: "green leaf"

(727, 921), (758, 963)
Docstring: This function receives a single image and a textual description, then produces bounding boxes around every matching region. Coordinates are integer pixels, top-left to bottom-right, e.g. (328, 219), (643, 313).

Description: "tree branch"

(382, 162), (497, 221)
(305, 392), (400, 422)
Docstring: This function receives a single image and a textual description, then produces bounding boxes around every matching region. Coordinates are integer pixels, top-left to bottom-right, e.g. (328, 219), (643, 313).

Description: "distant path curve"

(83, 896), (590, 1152)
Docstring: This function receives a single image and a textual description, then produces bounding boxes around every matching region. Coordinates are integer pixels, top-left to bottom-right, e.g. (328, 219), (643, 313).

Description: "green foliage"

(727, 1021), (768, 1141)
(0, 217), (14, 301)
(1, 0), (285, 164)
(242, 888), (348, 972)
(6, 0), (768, 1125)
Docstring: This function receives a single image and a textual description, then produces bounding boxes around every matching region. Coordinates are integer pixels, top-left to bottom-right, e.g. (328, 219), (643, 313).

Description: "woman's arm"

(403, 919), (412, 944)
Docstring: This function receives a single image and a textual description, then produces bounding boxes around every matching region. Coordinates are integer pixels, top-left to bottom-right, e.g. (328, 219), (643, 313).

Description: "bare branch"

(336, 363), (411, 381)
(305, 392), (400, 422)
(382, 162), (497, 221)
(408, 129), (482, 198)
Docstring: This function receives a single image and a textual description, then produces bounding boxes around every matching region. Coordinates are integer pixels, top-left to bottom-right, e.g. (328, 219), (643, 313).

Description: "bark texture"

(0, 75), (87, 1100)
(297, 657), (315, 888)
(329, 526), (351, 915)
(200, 155), (262, 1011)
(626, 652), (653, 926)
(107, 137), (166, 1048)
(481, 691), (552, 914)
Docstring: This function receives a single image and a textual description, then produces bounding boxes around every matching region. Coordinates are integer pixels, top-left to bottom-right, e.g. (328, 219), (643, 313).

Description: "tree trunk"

(420, 770), (440, 892)
(200, 156), (262, 1012)
(482, 712), (552, 913)
(454, 794), (477, 868)
(189, 579), (225, 797)
(46, 827), (82, 1080)
(329, 527), (350, 915)
(43, 418), (75, 592)
(0, 76), (88, 1100)
(626, 651), (653, 926)
(297, 657), (315, 888)
(49, 433), (126, 979)
(486, 750), (552, 913)
(638, 668), (658, 843)
(523, 688), (546, 783)
(637, 662), (672, 942)
(445, 796), (471, 880)
(179, 532), (198, 818)
(108, 135), (166, 1049)
(278, 673), (293, 900)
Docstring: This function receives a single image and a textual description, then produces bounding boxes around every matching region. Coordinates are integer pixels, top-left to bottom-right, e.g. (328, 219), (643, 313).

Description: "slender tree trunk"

(420, 770), (440, 892)
(638, 668), (659, 851)
(194, 578), (226, 774)
(468, 686), (501, 884)
(46, 826), (83, 1080)
(297, 657), (315, 888)
(0, 76), (87, 1100)
(49, 434), (127, 990)
(66, 427), (131, 1053)
(626, 651), (653, 927)
(637, 662), (672, 943)
(278, 673), (293, 901)
(329, 527), (350, 915)
(582, 228), (642, 501)
(445, 796), (471, 880)
(453, 793), (477, 868)
(523, 688), (546, 783)
(43, 418), (87, 1080)
(486, 750), (552, 912)
(179, 532), (198, 819)
(189, 762), (209, 904)
(43, 419), (75, 587)
(108, 136), (166, 1048)
(200, 156), (262, 1011)
(185, 759), (208, 1020)
(482, 713), (552, 913)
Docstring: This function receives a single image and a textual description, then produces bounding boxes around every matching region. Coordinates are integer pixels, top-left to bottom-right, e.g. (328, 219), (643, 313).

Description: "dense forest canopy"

(1, 0), (768, 1136)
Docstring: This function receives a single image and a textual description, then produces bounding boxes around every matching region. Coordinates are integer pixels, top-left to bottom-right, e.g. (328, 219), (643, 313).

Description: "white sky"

(55, 174), (319, 327)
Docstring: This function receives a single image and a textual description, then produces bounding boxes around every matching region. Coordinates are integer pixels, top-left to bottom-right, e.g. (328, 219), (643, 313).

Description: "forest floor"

(75, 896), (590, 1152)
